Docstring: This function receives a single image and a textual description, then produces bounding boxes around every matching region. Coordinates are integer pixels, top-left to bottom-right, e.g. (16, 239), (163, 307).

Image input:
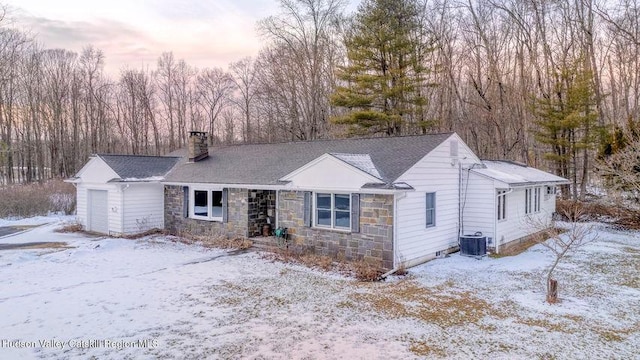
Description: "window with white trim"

(497, 190), (507, 221)
(315, 193), (351, 230)
(545, 186), (556, 200)
(425, 192), (436, 227)
(534, 187), (541, 212)
(192, 189), (223, 221)
(525, 188), (532, 214)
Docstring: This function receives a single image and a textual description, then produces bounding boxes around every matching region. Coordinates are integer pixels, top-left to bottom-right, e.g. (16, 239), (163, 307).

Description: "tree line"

(0, 0), (639, 201)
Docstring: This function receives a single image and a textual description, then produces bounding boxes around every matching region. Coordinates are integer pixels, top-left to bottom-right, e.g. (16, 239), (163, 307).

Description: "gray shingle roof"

(164, 133), (454, 185)
(98, 154), (180, 180)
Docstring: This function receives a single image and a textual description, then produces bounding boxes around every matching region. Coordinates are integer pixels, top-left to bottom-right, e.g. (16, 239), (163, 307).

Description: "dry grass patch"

(210, 280), (291, 312)
(263, 249), (388, 281)
(55, 223), (84, 233)
(515, 317), (578, 334)
(0, 179), (75, 218)
(351, 279), (499, 326)
(590, 323), (639, 342)
(557, 199), (640, 229)
(407, 338), (446, 358)
(351, 260), (384, 281)
(185, 234), (253, 250)
(264, 249), (337, 272)
(585, 250), (639, 289)
(0, 242), (72, 250)
(122, 229), (164, 239)
(24, 242), (70, 249)
(617, 255), (640, 289)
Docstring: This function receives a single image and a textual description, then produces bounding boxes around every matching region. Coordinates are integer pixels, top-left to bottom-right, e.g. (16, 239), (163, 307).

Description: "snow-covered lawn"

(0, 217), (638, 359)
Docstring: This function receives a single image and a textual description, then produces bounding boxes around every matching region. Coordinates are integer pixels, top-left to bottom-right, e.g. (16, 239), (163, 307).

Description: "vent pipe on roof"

(188, 131), (208, 162)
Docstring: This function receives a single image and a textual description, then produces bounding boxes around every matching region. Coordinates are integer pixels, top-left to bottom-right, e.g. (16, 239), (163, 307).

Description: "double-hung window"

(315, 193), (350, 230)
(534, 187), (541, 212)
(425, 192), (436, 227)
(497, 190), (507, 221)
(525, 188), (532, 214)
(192, 189), (223, 221)
(545, 186), (556, 200)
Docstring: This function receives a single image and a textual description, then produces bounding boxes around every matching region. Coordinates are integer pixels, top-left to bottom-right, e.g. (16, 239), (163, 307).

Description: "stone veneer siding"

(164, 185), (248, 238)
(248, 190), (276, 237)
(278, 190), (394, 270)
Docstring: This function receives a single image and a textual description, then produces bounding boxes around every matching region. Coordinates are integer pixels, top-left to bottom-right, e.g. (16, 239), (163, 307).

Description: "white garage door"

(88, 190), (109, 234)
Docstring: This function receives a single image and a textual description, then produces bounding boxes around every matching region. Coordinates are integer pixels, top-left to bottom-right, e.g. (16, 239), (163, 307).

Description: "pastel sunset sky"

(4, 0), (300, 74)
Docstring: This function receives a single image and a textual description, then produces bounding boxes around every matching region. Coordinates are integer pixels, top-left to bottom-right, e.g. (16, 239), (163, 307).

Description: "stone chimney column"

(188, 131), (209, 162)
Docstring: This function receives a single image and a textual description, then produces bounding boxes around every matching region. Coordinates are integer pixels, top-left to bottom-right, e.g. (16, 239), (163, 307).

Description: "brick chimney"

(188, 131), (208, 162)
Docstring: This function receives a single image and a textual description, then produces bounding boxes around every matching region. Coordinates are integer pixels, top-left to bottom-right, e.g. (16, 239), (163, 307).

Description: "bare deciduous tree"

(534, 205), (598, 303)
(196, 67), (234, 143)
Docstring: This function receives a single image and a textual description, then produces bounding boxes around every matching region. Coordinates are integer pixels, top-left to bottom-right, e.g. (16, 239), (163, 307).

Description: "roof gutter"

(162, 182), (287, 190)
(468, 169), (569, 188)
(161, 182), (414, 194)
(502, 181), (571, 188)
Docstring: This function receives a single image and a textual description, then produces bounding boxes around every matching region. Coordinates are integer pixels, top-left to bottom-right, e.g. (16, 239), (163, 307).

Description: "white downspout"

(275, 189), (279, 229)
(458, 161), (462, 239)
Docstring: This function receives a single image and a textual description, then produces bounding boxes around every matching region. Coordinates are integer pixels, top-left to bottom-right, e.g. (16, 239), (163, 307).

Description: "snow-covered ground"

(0, 217), (638, 359)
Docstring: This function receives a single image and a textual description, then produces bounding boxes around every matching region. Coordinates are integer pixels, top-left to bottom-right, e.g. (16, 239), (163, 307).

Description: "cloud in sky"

(4, 0), (280, 74)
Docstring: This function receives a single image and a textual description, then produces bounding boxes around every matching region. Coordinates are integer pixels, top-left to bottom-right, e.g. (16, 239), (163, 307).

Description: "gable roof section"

(97, 154), (180, 181)
(164, 133), (454, 185)
(471, 160), (569, 186)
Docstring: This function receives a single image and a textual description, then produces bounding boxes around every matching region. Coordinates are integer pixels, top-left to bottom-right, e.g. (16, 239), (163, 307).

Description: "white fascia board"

(506, 180), (570, 188)
(283, 185), (412, 194)
(76, 156), (120, 182)
(161, 182), (285, 190)
(161, 181), (410, 194)
(73, 155), (98, 178)
(469, 169), (569, 188)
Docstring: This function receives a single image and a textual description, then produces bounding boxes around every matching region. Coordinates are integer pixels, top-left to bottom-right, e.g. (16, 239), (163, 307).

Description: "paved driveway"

(0, 226), (21, 238)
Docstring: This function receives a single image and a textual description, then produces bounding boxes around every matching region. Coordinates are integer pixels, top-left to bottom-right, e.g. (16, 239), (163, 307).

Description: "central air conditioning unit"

(460, 232), (487, 259)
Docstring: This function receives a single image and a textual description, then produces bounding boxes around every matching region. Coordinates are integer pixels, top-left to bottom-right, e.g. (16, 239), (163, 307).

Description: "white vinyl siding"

(395, 134), (481, 267)
(496, 187), (557, 249)
(76, 183), (88, 228)
(461, 171), (495, 241)
(281, 154), (380, 191)
(108, 188), (121, 232)
(122, 183), (165, 234)
(77, 183), (121, 234)
(75, 157), (166, 236)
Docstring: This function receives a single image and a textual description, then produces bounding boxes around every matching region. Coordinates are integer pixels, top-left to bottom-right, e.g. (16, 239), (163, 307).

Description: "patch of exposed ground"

(350, 279), (501, 326)
(0, 241), (70, 250)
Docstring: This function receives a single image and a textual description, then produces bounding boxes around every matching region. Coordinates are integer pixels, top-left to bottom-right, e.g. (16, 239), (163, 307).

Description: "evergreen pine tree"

(534, 61), (600, 199)
(331, 0), (430, 136)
